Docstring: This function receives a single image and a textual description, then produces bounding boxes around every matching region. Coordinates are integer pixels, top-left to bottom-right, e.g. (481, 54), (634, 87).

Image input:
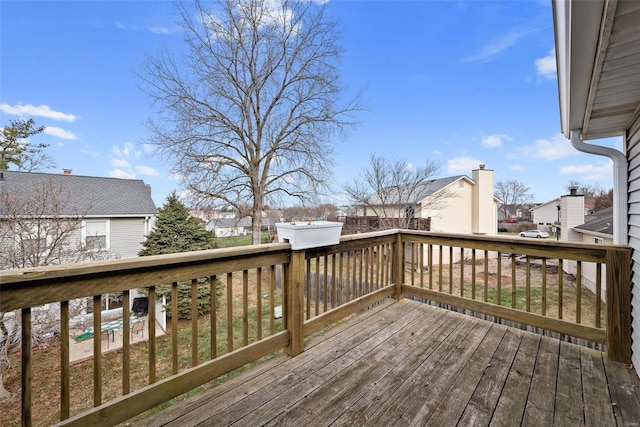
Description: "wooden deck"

(138, 299), (640, 426)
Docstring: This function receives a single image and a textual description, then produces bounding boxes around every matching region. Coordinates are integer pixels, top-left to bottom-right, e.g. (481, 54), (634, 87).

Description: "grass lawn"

(215, 233), (270, 248)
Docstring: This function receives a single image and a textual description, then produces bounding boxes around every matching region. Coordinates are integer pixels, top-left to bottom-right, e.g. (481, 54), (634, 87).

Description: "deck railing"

(0, 229), (631, 426)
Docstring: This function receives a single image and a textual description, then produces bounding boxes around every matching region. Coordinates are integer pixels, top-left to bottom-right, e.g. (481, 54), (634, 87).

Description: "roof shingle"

(0, 170), (157, 216)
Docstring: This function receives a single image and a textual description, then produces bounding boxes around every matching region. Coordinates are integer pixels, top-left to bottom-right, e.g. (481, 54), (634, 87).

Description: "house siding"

(628, 113), (640, 372)
(472, 167), (496, 235)
(532, 200), (561, 227)
(422, 181), (473, 265)
(422, 180), (473, 234)
(109, 217), (148, 258)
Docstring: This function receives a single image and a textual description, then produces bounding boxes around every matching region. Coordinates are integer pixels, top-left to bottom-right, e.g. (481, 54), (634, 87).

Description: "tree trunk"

(251, 199), (263, 245)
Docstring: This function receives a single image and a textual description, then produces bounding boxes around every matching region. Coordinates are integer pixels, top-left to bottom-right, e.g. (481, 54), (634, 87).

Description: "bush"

(498, 227), (508, 233)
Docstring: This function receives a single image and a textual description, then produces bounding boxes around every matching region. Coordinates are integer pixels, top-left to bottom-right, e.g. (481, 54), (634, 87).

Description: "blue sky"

(0, 0), (620, 208)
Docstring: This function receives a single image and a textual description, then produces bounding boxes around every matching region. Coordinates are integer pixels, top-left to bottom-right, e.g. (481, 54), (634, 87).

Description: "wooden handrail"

(0, 229), (632, 426)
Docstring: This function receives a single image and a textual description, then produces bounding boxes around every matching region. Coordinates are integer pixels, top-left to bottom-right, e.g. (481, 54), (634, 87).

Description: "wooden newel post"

(394, 232), (404, 300)
(605, 247), (632, 363)
(286, 249), (305, 356)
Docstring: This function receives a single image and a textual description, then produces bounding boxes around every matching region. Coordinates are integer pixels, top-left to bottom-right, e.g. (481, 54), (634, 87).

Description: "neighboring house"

(355, 165), (499, 237)
(355, 165), (499, 264)
(553, 0), (640, 374)
(560, 189), (612, 299)
(532, 194), (596, 229)
(0, 170), (157, 261)
(208, 217), (252, 237)
(575, 207), (614, 245)
(207, 215), (281, 238)
(0, 170), (161, 332)
(531, 198), (561, 227)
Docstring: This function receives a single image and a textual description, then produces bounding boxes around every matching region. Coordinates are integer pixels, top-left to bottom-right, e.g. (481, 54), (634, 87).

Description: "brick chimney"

(146, 184), (152, 195)
(63, 169), (72, 175)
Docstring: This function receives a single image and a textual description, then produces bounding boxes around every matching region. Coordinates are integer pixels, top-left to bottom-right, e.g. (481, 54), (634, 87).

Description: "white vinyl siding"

(626, 114), (640, 372)
(109, 218), (148, 258)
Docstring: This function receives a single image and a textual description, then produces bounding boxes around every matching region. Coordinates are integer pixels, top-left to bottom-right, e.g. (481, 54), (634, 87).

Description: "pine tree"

(139, 192), (216, 256)
(139, 192), (218, 319)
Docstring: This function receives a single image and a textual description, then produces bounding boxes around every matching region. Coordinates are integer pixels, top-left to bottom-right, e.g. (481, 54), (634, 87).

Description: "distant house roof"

(574, 207), (613, 236)
(364, 175), (466, 206)
(0, 170), (157, 217)
(530, 198), (561, 211)
(208, 217), (252, 229)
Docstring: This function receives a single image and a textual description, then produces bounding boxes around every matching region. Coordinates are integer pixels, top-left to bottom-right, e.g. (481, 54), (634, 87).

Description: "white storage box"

(275, 221), (343, 250)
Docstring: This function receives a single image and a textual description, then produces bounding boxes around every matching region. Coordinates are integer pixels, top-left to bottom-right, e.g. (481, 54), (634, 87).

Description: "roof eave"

(552, 0), (605, 139)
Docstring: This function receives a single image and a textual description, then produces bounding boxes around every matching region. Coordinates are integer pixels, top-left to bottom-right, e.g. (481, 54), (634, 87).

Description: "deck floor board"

(137, 299), (640, 427)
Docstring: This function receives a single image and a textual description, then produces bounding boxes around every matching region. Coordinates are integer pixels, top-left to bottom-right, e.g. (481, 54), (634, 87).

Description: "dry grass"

(1, 269), (284, 427)
(405, 256), (606, 328)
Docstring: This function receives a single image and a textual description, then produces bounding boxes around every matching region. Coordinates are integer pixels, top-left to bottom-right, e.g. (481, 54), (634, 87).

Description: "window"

(405, 205), (415, 219)
(84, 220), (108, 250)
(18, 223), (48, 255)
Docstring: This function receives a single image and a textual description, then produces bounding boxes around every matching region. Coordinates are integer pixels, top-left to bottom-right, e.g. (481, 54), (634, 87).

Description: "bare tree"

(283, 203), (338, 221)
(0, 177), (118, 400)
(343, 155), (446, 230)
(565, 180), (603, 198)
(494, 179), (534, 220)
(592, 188), (613, 211)
(140, 0), (361, 244)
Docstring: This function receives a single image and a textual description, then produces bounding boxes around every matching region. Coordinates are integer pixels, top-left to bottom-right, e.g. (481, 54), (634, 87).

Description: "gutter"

(570, 129), (627, 245)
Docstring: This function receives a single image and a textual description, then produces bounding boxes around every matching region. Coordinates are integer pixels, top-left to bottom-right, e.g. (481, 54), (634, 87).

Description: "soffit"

(583, 0), (640, 140)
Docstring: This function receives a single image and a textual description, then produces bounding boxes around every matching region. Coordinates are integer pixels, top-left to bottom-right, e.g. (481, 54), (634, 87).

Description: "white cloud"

(115, 21), (126, 30)
(109, 169), (136, 179)
(432, 149), (442, 156)
(112, 142), (136, 157)
(111, 158), (131, 168)
(0, 103), (78, 122)
(535, 48), (556, 80)
(508, 164), (523, 171)
(560, 161), (613, 180)
(447, 156), (485, 173)
(43, 126), (77, 140)
(481, 134), (511, 148)
(135, 165), (159, 176)
(80, 149), (100, 156)
(462, 28), (533, 63)
(521, 133), (578, 160)
(148, 26), (171, 34)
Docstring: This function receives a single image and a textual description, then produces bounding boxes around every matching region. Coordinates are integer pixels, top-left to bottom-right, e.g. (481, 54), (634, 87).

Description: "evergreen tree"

(139, 192), (218, 319)
(139, 192), (216, 256)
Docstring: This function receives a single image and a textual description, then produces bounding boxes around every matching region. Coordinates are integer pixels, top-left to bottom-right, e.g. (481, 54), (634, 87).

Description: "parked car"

(519, 229), (549, 238)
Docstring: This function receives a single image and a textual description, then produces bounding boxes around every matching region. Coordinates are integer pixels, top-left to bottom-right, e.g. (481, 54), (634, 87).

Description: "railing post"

(394, 232), (404, 300)
(286, 249), (305, 356)
(605, 247), (631, 363)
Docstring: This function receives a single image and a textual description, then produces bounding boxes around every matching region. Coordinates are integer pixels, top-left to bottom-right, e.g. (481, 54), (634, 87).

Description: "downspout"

(570, 129), (627, 245)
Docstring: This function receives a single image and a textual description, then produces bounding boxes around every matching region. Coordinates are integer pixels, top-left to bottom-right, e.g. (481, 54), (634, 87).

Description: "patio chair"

(131, 320), (144, 341)
(101, 330), (111, 349)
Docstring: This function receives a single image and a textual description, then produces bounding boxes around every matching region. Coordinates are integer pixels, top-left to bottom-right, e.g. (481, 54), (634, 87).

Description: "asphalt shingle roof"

(365, 175), (465, 205)
(0, 170), (157, 216)
(574, 207), (613, 235)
